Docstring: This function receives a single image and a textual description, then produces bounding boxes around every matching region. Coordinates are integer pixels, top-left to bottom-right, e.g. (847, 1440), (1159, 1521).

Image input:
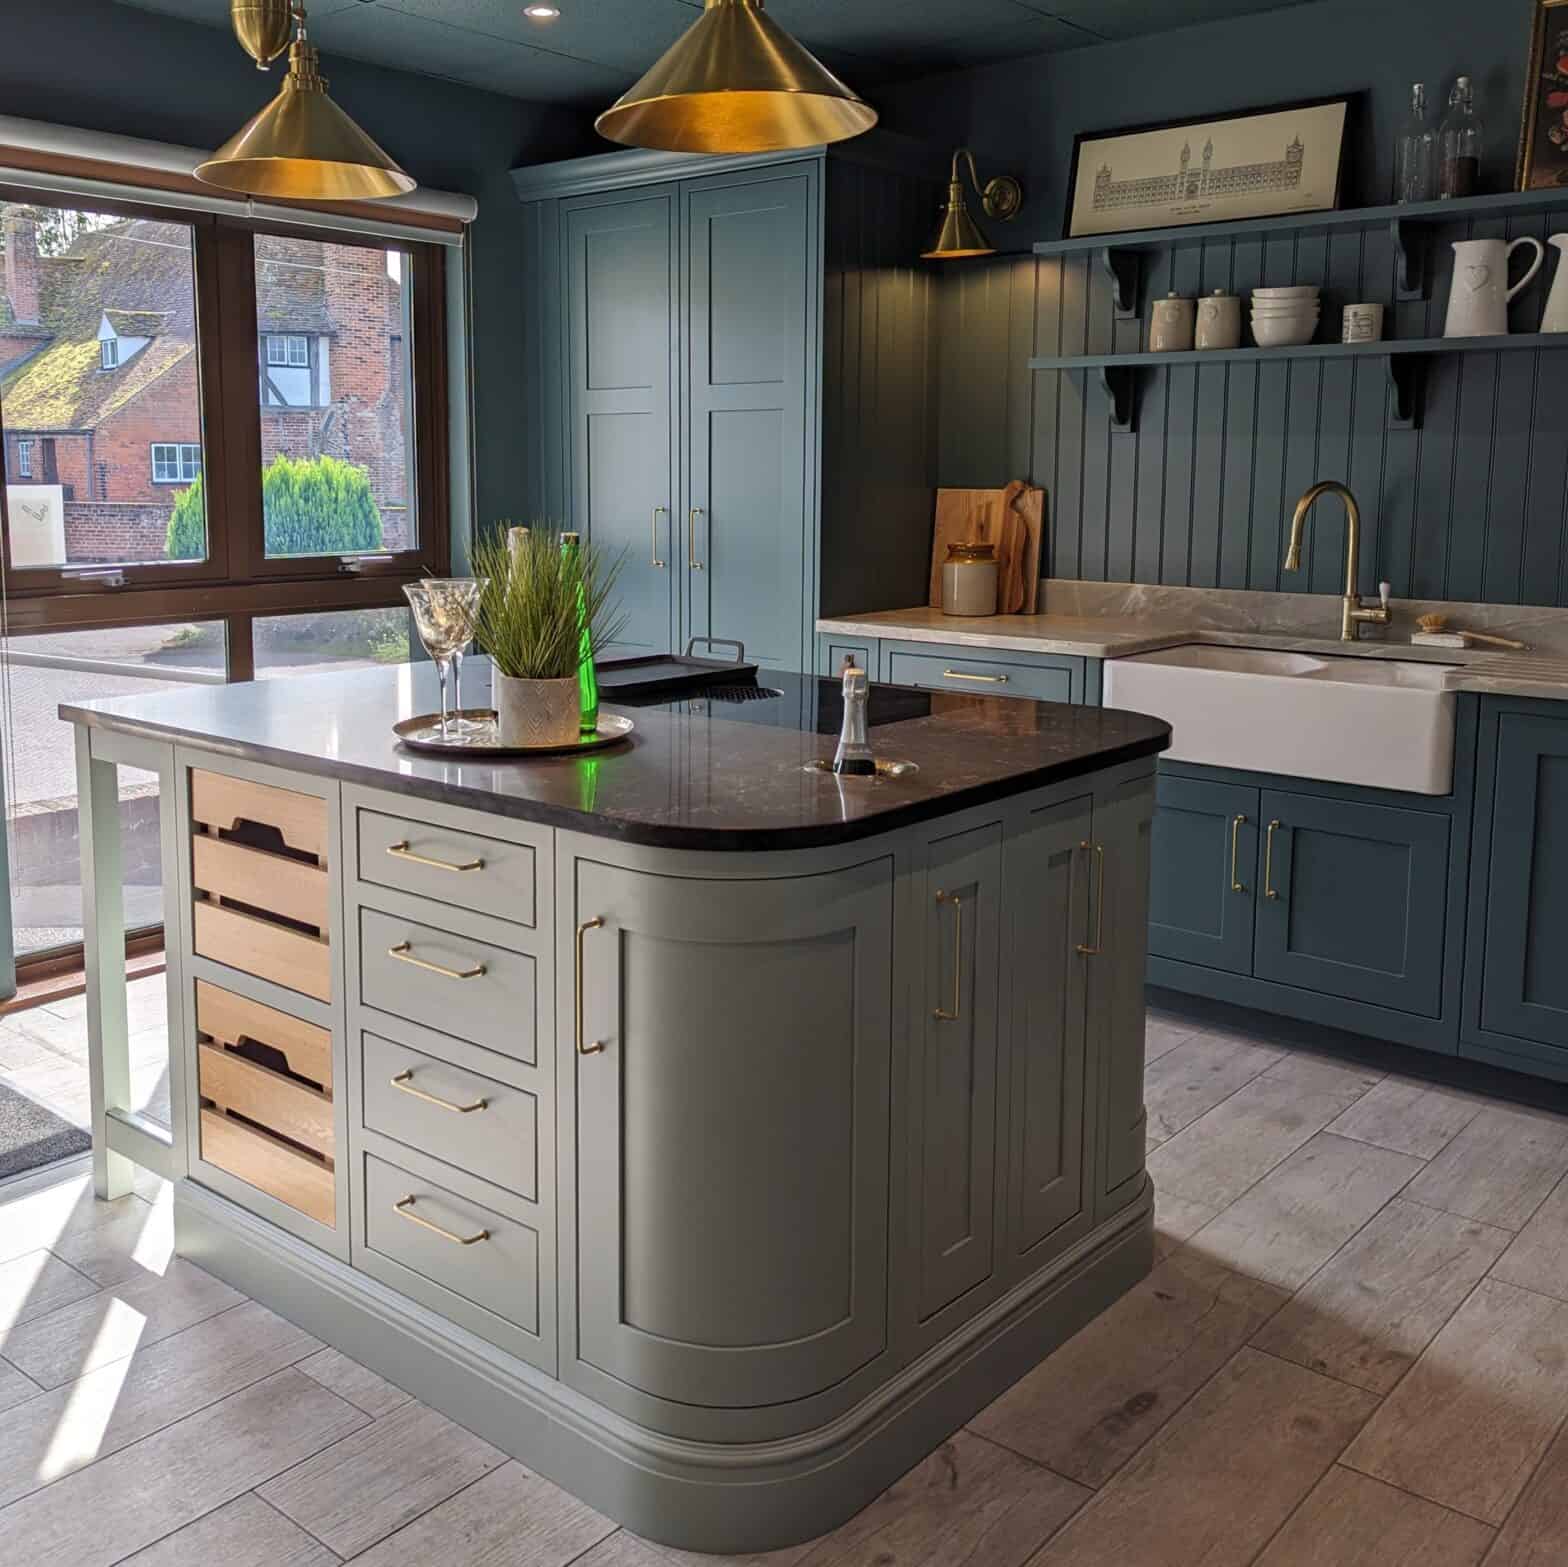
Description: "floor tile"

(1143, 1014), (1203, 1065)
(1185, 1132), (1424, 1291)
(49, 1185), (173, 1285)
(576, 1538), (669, 1567)
(0, 1367), (365, 1567)
(1326, 1076), (1482, 1160)
(0, 1249), (97, 1332)
(0, 1355), (42, 1416)
(1027, 1347), (1377, 1567)
(258, 1395), (506, 1557)
(1152, 1188), (1218, 1261)
(352, 1460), (618, 1566)
(1143, 1033), (1284, 1144)
(968, 1250), (1288, 1487)
(1145, 1055), (1381, 1211)
(0, 1299), (321, 1508)
(117, 1492), (338, 1566)
(1482, 1419), (1568, 1564)
(1253, 1198), (1512, 1394)
(295, 1346), (411, 1417)
(1490, 1172), (1568, 1302)
(0, 1177), (151, 1270)
(1343, 1278), (1568, 1523)
(0, 1257), (243, 1388)
(1404, 1108), (1568, 1231)
(1254, 1465), (1494, 1565)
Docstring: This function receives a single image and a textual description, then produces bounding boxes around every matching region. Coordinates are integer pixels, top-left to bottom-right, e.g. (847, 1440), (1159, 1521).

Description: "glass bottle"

(1438, 76), (1483, 199)
(832, 663), (876, 777)
(1393, 83), (1436, 204)
(560, 531), (599, 735)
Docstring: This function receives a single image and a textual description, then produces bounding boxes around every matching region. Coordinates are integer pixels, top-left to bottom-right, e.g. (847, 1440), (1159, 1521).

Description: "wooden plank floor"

(4, 1003), (1568, 1563)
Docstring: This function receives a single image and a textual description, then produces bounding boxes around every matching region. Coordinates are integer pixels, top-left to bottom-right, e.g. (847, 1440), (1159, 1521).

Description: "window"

(100, 337), (119, 369)
(265, 334), (310, 367)
(15, 439), (31, 478)
(150, 443), (201, 484)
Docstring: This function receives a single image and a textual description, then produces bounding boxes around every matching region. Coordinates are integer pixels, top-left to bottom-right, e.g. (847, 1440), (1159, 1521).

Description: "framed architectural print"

(1518, 0), (1568, 189)
(1064, 96), (1351, 238)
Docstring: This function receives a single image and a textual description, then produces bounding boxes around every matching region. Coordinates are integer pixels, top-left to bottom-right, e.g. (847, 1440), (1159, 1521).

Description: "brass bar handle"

(942, 669), (1009, 684)
(1230, 814), (1247, 894)
(387, 941), (485, 981)
(387, 840), (483, 874)
(1264, 820), (1281, 900)
(933, 891), (963, 1021)
(688, 508), (704, 571)
(391, 1068), (487, 1115)
(1077, 840), (1106, 956)
(651, 505), (667, 569)
(394, 1194), (488, 1246)
(576, 915), (606, 1055)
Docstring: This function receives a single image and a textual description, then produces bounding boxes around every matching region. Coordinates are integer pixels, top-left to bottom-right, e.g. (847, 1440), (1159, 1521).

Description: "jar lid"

(946, 540), (997, 562)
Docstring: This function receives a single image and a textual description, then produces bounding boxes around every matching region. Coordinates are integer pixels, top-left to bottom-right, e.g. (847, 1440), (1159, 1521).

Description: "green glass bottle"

(560, 531), (598, 735)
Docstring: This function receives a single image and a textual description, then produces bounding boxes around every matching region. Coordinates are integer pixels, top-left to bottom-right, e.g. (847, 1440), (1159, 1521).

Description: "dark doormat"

(0, 1079), (90, 1179)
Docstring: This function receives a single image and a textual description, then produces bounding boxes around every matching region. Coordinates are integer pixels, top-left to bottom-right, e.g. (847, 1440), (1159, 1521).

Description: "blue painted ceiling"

(115, 0), (1316, 107)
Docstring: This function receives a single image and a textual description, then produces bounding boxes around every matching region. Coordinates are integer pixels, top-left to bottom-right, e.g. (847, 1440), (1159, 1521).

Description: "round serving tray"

(393, 710), (635, 757)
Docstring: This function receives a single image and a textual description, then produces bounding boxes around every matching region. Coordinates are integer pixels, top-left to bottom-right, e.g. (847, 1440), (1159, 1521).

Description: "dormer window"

(100, 337), (119, 370)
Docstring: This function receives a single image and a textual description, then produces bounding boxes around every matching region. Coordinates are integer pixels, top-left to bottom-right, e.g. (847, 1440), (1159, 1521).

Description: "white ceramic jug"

(1444, 236), (1545, 338)
(1542, 235), (1568, 334)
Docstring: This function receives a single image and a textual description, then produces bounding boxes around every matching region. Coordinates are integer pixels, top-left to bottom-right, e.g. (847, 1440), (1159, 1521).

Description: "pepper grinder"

(832, 663), (876, 776)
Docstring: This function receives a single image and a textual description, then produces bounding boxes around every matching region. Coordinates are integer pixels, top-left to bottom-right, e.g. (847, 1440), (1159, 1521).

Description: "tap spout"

(1284, 481), (1389, 641)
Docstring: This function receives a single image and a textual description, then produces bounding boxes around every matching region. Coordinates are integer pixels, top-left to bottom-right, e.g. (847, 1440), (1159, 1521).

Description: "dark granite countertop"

(60, 659), (1170, 851)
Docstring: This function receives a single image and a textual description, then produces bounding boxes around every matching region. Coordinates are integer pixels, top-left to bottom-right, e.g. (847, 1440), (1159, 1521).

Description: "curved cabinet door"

(572, 853), (892, 1409)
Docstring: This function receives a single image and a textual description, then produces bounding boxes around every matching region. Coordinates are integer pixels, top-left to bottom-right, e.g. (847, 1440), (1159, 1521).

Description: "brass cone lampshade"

(197, 4), (414, 202)
(921, 148), (1023, 260)
(595, 0), (876, 154)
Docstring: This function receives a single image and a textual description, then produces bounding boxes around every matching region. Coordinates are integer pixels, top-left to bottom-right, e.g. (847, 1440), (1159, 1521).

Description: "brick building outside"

(0, 204), (411, 565)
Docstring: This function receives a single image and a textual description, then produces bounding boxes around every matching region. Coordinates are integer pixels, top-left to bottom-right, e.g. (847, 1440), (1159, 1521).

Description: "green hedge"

(166, 454), (384, 561)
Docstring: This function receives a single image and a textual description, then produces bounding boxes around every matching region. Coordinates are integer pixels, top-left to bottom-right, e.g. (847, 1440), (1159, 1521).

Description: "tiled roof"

(103, 308), (168, 338)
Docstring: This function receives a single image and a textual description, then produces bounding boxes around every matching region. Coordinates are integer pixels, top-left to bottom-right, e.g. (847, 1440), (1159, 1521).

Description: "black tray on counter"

(595, 638), (757, 698)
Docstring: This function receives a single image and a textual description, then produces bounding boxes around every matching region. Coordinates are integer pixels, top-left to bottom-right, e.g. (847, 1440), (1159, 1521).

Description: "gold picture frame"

(1517, 0), (1568, 189)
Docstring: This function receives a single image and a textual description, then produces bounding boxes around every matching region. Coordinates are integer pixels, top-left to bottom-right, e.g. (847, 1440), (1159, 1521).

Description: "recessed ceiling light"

(523, 5), (560, 17)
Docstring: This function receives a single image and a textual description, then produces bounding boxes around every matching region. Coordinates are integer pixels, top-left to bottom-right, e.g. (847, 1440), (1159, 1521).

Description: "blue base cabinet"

(1149, 775), (1258, 975)
(813, 634), (1103, 707)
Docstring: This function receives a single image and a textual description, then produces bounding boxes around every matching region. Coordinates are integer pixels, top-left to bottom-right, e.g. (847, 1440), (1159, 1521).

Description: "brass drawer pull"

(1230, 814), (1247, 893)
(387, 840), (483, 873)
(689, 507), (704, 571)
(1264, 820), (1281, 900)
(387, 941), (485, 981)
(577, 915), (606, 1055)
(1077, 840), (1105, 956)
(394, 1193), (488, 1246)
(651, 505), (667, 568)
(942, 668), (1008, 684)
(933, 890), (963, 1021)
(391, 1068), (487, 1115)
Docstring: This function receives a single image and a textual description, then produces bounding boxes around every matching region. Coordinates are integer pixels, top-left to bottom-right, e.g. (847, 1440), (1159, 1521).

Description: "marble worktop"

(60, 658), (1169, 852)
(819, 582), (1568, 702)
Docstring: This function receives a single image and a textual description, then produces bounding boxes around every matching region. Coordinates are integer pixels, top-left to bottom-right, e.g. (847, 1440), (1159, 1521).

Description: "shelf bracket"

(1386, 352), (1422, 429)
(1097, 365), (1137, 433)
(1097, 247), (1140, 319)
(1390, 218), (1425, 302)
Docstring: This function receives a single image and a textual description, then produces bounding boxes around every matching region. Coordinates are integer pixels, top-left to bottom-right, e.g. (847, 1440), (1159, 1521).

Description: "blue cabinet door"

(1149, 775), (1259, 975)
(684, 171), (813, 672)
(1253, 790), (1449, 1018)
(1478, 712), (1568, 1050)
(563, 190), (678, 657)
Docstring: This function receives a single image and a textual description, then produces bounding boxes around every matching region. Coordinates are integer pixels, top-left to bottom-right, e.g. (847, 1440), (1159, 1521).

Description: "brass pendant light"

(595, 0), (876, 154)
(196, 0), (415, 202)
(922, 148), (1023, 260)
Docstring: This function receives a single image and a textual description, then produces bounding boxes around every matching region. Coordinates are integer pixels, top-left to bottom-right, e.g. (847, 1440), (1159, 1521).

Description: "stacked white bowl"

(1250, 285), (1320, 348)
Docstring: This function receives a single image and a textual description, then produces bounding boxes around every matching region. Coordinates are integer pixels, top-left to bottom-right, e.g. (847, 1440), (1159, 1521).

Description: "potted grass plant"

(472, 524), (625, 747)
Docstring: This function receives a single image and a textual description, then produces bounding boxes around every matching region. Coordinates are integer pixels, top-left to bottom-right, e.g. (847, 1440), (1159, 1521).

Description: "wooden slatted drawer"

(200, 1109), (334, 1228)
(354, 807), (537, 929)
(191, 771), (328, 860)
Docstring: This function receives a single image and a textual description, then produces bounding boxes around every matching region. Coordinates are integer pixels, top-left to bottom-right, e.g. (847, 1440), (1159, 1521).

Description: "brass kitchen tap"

(1283, 481), (1391, 642)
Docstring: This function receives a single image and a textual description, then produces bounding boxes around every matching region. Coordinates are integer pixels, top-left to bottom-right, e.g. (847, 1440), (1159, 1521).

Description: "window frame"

(150, 442), (200, 485)
(15, 438), (31, 478)
(99, 336), (119, 370)
(264, 332), (310, 368)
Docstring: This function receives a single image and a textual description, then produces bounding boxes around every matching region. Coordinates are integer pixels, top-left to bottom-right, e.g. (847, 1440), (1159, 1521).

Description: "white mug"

(1342, 303), (1384, 343)
(1541, 234), (1568, 333)
(1443, 237), (1546, 339)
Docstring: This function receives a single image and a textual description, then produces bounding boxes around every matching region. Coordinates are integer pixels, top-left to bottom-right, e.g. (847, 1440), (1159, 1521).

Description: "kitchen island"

(63, 662), (1167, 1553)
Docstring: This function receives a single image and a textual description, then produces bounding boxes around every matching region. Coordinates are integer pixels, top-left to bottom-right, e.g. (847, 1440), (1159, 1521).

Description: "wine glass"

(403, 579), (487, 743)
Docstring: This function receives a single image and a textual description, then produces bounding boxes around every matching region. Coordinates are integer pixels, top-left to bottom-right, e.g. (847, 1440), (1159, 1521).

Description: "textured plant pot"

(494, 672), (581, 747)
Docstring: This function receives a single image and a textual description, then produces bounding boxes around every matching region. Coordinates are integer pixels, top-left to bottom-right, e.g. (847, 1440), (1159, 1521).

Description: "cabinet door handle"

(933, 890), (963, 1020)
(688, 508), (704, 571)
(942, 668), (1008, 684)
(388, 941), (485, 981)
(651, 505), (667, 568)
(1077, 840), (1105, 955)
(387, 840), (483, 873)
(1229, 814), (1247, 893)
(576, 915), (606, 1055)
(1264, 820), (1281, 900)
(394, 1194), (488, 1246)
(390, 1068), (487, 1114)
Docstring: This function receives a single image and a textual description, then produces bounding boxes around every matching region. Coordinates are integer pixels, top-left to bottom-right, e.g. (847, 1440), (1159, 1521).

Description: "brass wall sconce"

(921, 148), (1023, 260)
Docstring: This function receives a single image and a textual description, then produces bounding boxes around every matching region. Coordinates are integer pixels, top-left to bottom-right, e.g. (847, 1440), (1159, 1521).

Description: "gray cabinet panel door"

(573, 853), (892, 1408)
(685, 173), (811, 672)
(1149, 776), (1260, 975)
(1254, 790), (1449, 1018)
(1480, 713), (1568, 1049)
(1007, 794), (1093, 1266)
(563, 191), (677, 657)
(911, 820), (1004, 1321)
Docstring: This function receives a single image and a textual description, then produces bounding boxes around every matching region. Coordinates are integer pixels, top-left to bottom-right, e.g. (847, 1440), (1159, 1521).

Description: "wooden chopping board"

(927, 483), (1044, 614)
